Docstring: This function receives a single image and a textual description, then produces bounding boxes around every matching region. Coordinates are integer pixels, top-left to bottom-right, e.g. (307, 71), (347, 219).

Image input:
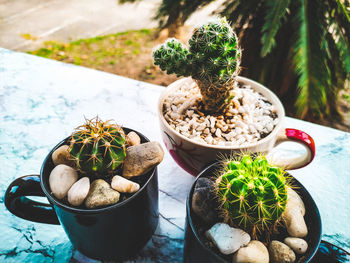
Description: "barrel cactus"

(216, 154), (289, 238)
(69, 117), (126, 175)
(152, 17), (241, 113)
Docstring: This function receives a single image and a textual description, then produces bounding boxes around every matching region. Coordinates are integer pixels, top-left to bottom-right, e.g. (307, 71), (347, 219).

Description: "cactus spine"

(216, 154), (288, 238)
(69, 117), (126, 175)
(152, 17), (241, 113)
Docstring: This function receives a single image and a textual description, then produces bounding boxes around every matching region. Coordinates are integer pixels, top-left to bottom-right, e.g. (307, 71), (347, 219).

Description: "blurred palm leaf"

(221, 0), (350, 121)
(261, 0), (290, 57)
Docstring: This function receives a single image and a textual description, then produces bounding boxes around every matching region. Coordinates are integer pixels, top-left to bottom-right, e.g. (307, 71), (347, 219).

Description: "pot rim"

(186, 161), (322, 262)
(40, 127), (157, 214)
(158, 76), (286, 150)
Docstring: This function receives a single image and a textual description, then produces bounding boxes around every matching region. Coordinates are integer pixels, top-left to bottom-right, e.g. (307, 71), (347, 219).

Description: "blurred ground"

(0, 0), (160, 51)
(28, 29), (179, 86)
(0, 0), (224, 88)
(0, 0), (223, 51)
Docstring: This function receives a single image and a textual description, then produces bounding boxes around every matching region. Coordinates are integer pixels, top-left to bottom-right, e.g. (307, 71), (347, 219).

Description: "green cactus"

(216, 154), (288, 238)
(69, 117), (126, 175)
(152, 17), (241, 112)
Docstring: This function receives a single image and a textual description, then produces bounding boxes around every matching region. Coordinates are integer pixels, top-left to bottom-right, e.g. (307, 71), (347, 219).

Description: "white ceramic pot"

(158, 77), (315, 175)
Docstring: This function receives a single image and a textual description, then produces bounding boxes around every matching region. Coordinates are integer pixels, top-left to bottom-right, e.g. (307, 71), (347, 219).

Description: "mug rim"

(186, 161), (322, 262)
(158, 76), (286, 150)
(40, 127), (157, 214)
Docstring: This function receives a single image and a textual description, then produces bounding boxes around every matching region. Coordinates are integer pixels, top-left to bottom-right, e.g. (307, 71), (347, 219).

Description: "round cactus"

(216, 154), (288, 237)
(68, 117), (126, 175)
(152, 17), (241, 113)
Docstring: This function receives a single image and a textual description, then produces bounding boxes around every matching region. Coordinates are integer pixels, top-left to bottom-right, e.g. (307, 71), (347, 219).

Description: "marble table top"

(0, 47), (349, 262)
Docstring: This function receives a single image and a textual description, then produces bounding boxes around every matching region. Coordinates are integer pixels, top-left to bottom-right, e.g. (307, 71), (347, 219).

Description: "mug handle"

(267, 128), (316, 170)
(4, 174), (60, 224)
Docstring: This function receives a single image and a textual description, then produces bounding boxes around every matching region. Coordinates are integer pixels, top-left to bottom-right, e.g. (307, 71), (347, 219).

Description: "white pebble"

(111, 175), (140, 193)
(127, 131), (141, 146)
(205, 223), (250, 255)
(284, 237), (308, 254)
(68, 177), (90, 206)
(49, 164), (78, 200)
(233, 240), (269, 263)
(52, 145), (73, 167)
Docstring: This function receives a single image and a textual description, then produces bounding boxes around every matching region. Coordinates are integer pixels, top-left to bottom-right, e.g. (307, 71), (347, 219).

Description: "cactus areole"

(216, 155), (288, 238)
(69, 117), (126, 175)
(153, 17), (241, 113)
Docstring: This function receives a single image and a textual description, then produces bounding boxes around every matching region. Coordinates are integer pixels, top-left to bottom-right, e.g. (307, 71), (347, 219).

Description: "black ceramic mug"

(184, 162), (322, 263)
(4, 128), (159, 261)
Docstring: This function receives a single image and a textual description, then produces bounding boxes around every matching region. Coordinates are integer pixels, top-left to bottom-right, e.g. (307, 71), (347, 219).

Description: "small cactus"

(216, 154), (289, 238)
(153, 17), (241, 112)
(69, 117), (126, 175)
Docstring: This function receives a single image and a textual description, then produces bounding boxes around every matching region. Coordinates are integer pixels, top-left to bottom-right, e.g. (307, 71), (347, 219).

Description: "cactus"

(69, 117), (126, 175)
(216, 154), (289, 238)
(152, 17), (241, 112)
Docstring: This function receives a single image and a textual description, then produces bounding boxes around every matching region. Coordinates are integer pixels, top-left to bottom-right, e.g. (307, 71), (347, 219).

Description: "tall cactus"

(153, 17), (241, 113)
(69, 117), (126, 175)
(216, 154), (289, 238)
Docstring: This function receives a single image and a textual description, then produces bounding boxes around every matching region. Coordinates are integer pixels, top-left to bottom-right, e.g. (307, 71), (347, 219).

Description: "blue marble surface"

(0, 47), (349, 262)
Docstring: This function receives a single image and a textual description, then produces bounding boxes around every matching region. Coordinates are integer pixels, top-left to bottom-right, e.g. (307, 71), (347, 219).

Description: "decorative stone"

(68, 177), (90, 206)
(111, 175), (140, 193)
(126, 131), (141, 146)
(233, 240), (269, 263)
(282, 189), (308, 238)
(122, 141), (164, 178)
(52, 145), (74, 167)
(49, 164), (78, 199)
(284, 237), (308, 255)
(85, 179), (120, 209)
(286, 187), (305, 216)
(205, 223), (250, 255)
(269, 240), (296, 263)
(283, 206), (308, 238)
(191, 177), (219, 224)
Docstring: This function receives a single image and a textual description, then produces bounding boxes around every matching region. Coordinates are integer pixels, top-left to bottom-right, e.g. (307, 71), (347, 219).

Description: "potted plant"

(184, 154), (322, 263)
(154, 18), (315, 175)
(5, 117), (164, 261)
